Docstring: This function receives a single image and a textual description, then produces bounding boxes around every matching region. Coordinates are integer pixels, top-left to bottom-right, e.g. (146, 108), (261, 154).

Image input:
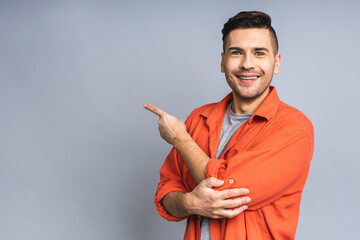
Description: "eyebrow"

(227, 47), (270, 52)
(254, 47), (270, 52)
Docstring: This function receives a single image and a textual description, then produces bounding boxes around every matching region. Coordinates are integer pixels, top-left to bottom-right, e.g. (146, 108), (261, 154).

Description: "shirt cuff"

(205, 158), (226, 179)
(154, 182), (188, 222)
(205, 158), (234, 191)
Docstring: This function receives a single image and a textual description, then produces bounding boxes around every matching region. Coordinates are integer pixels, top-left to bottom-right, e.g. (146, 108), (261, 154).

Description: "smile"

(237, 76), (259, 80)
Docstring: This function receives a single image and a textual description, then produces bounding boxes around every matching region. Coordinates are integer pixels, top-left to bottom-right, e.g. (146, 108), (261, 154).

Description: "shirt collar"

(251, 86), (280, 121)
(200, 86), (280, 124)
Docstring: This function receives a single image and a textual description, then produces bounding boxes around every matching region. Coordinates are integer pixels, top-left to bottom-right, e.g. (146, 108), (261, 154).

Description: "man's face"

(221, 28), (281, 101)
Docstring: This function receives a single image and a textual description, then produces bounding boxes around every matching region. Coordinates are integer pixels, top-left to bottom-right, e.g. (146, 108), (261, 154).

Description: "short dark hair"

(222, 11), (279, 54)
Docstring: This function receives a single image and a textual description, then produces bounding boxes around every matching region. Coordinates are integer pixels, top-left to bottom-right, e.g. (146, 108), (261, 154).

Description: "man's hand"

(144, 103), (209, 182)
(184, 177), (250, 219)
(144, 104), (187, 145)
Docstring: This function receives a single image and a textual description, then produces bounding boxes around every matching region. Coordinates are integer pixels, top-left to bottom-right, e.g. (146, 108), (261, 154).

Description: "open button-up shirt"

(154, 87), (314, 240)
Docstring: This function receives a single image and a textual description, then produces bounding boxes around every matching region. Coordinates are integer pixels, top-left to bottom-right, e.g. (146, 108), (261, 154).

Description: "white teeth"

(238, 77), (258, 80)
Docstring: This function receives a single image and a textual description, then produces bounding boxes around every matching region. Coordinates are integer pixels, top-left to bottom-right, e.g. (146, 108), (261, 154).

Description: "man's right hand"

(184, 177), (250, 219)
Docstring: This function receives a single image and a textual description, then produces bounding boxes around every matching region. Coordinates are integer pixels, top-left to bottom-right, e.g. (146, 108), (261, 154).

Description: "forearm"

(162, 179), (251, 219)
(143, 104), (210, 183)
(173, 133), (210, 184)
(162, 191), (191, 218)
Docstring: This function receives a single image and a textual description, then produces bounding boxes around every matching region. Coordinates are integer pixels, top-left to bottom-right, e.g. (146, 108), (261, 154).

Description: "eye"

(255, 52), (265, 56)
(231, 51), (241, 55)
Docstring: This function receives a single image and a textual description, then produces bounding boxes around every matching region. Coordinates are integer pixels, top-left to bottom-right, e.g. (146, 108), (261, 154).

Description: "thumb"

(202, 177), (224, 188)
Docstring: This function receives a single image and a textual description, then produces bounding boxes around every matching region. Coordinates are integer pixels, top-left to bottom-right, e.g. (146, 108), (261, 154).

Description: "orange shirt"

(154, 87), (314, 240)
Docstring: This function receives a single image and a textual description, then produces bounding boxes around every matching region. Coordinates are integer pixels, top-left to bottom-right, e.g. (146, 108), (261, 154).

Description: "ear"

(221, 52), (225, 73)
(273, 54), (281, 74)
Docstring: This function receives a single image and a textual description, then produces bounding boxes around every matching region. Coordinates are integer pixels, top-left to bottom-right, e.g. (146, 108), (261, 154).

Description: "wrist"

(182, 192), (194, 216)
(173, 131), (191, 149)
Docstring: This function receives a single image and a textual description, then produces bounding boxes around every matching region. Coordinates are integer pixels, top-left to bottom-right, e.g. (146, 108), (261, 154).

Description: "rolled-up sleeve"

(154, 107), (204, 221)
(205, 127), (314, 210)
(154, 147), (188, 221)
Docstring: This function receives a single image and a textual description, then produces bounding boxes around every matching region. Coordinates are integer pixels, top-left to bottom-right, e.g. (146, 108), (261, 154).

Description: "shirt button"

(229, 179), (234, 184)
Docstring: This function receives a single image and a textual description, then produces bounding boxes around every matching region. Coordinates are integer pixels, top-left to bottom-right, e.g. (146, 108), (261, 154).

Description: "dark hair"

(222, 11), (279, 54)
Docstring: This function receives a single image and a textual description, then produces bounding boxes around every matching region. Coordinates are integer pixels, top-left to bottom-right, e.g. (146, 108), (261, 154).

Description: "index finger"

(217, 188), (249, 200)
(143, 104), (168, 117)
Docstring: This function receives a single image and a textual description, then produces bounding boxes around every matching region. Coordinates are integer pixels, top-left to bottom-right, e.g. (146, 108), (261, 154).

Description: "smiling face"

(221, 28), (281, 107)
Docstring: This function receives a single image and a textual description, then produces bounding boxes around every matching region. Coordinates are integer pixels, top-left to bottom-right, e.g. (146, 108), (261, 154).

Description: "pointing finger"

(143, 104), (168, 117)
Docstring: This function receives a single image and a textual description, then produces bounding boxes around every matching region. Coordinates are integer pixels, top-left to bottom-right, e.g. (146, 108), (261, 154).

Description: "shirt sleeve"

(153, 108), (203, 222)
(154, 147), (188, 221)
(205, 125), (314, 210)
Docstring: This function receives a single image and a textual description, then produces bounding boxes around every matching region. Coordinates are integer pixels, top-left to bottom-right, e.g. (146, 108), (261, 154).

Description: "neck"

(231, 88), (270, 114)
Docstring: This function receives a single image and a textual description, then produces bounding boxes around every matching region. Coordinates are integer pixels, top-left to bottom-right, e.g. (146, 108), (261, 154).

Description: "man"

(144, 11), (314, 240)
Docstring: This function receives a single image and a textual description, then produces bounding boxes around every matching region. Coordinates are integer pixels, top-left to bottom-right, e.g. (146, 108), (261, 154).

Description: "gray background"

(0, 0), (359, 239)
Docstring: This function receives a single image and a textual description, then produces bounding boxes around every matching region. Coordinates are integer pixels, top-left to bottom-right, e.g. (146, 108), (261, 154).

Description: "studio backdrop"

(0, 1), (359, 239)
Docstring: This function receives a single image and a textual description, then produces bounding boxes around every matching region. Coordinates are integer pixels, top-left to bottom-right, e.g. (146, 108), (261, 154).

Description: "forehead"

(225, 28), (273, 50)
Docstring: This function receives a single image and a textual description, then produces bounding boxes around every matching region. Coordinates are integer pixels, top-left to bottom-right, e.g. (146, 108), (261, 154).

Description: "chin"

(236, 84), (270, 99)
(234, 88), (268, 101)
(234, 91), (256, 100)
(234, 88), (258, 99)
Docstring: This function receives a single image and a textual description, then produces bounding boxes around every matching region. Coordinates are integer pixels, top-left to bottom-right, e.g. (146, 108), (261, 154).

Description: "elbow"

(205, 158), (227, 180)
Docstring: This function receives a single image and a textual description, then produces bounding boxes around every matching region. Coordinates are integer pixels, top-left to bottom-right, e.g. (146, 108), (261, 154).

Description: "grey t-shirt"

(200, 102), (252, 240)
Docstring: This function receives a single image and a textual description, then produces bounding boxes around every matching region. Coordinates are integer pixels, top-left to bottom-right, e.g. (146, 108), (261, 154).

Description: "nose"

(241, 54), (254, 70)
